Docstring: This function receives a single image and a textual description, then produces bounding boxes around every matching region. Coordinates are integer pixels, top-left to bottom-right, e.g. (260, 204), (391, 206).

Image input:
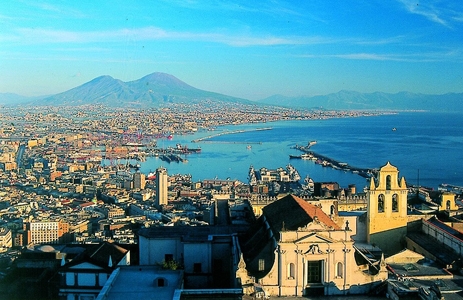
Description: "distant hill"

(3, 74), (462, 111)
(35, 72), (254, 107)
(0, 93), (34, 105)
(257, 90), (463, 112)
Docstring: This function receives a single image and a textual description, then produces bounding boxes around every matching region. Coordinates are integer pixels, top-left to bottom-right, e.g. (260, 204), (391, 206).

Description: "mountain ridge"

(1, 73), (462, 111)
(257, 90), (463, 112)
(36, 72), (254, 107)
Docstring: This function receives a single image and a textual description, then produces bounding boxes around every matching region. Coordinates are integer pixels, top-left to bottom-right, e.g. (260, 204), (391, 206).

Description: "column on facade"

(295, 249), (303, 296)
(276, 246), (286, 297)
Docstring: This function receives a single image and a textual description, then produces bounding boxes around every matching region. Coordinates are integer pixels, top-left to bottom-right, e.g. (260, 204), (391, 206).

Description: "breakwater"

(294, 145), (376, 179)
(191, 127), (272, 143)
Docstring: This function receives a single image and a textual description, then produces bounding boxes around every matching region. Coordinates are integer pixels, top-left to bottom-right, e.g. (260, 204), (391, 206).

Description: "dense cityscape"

(0, 103), (462, 300)
(1, 0), (463, 299)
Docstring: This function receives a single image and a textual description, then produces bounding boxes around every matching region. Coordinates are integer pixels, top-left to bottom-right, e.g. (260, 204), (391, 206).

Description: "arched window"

(446, 200), (451, 210)
(392, 194), (398, 212)
(330, 205), (335, 216)
(288, 263), (295, 279)
(154, 277), (167, 287)
(386, 175), (391, 190)
(336, 262), (343, 278)
(378, 194), (385, 213)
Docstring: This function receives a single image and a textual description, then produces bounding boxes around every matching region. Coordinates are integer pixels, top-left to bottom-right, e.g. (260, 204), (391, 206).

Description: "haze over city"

(3, 2), (463, 300)
(1, 0), (462, 100)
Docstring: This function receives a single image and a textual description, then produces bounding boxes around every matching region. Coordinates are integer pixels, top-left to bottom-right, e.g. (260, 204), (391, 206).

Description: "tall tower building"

(133, 172), (146, 190)
(367, 162), (408, 255)
(155, 167), (168, 206)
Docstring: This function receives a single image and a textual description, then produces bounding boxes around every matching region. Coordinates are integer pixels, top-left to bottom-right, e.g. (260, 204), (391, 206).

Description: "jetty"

(293, 143), (377, 179)
(191, 127), (272, 143)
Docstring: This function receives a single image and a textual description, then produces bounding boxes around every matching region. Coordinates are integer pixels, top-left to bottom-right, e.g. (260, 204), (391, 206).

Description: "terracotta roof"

(262, 194), (340, 233)
(292, 195), (340, 230)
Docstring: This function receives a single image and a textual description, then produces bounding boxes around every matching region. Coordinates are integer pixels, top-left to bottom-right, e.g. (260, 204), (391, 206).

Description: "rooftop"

(97, 266), (183, 300)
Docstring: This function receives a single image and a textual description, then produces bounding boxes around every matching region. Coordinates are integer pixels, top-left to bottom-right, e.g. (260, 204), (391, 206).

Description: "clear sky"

(0, 0), (462, 100)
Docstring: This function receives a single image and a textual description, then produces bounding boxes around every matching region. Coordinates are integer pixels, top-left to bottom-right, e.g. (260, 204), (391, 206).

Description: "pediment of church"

(294, 232), (334, 244)
(68, 262), (104, 270)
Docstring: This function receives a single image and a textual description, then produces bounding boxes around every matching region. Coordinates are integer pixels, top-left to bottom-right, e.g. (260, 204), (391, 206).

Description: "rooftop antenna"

(416, 169), (420, 200)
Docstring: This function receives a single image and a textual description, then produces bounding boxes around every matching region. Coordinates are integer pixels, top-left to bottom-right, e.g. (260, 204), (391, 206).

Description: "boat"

(301, 153), (313, 159)
(289, 154), (302, 159)
(392, 127), (397, 131)
(308, 140), (317, 147)
(123, 142), (144, 147)
(160, 155), (172, 163)
(176, 144), (201, 153)
(286, 163), (301, 181)
(302, 175), (315, 192)
(248, 165), (257, 185)
(247, 145), (252, 150)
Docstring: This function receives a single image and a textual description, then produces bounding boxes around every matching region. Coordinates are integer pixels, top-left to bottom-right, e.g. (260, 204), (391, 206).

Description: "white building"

(58, 242), (130, 300)
(240, 194), (387, 297)
(138, 226), (242, 290)
(155, 167), (168, 206)
(0, 226), (12, 250)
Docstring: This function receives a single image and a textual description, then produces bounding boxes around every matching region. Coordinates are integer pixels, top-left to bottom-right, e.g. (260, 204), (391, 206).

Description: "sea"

(114, 111), (463, 191)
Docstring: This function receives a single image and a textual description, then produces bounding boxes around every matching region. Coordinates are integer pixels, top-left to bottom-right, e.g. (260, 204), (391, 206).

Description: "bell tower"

(367, 162), (408, 255)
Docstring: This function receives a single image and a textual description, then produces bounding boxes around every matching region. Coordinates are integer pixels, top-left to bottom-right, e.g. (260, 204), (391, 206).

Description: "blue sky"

(0, 0), (462, 100)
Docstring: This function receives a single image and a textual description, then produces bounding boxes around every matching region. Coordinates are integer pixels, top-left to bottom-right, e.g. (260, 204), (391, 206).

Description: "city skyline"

(1, 0), (462, 100)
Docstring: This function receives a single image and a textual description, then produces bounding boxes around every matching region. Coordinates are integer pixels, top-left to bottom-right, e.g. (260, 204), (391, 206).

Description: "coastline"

(137, 111), (463, 190)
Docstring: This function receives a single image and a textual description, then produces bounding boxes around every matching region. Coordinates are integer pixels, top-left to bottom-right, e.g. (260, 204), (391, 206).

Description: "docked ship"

(248, 165), (257, 185)
(286, 163), (301, 182)
(301, 153), (313, 159)
(302, 175), (315, 192)
(176, 144), (201, 153)
(289, 153), (313, 160)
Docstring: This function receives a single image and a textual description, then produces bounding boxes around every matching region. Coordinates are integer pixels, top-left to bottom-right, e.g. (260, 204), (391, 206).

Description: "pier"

(294, 144), (377, 179)
(199, 141), (262, 144)
(191, 127), (272, 143)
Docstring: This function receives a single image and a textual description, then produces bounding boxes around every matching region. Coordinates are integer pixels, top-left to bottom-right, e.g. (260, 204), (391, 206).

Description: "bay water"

(134, 111), (462, 191)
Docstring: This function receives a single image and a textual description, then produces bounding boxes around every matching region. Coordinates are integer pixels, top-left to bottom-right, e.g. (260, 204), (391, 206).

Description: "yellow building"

(366, 162), (408, 255)
(27, 139), (38, 149)
(437, 192), (457, 211)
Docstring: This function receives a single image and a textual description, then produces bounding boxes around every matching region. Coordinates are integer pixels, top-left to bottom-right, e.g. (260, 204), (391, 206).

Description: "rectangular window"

(165, 254), (173, 262)
(193, 263), (202, 273)
(258, 259), (265, 271)
(213, 259), (223, 274)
